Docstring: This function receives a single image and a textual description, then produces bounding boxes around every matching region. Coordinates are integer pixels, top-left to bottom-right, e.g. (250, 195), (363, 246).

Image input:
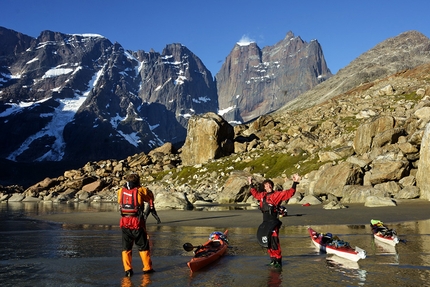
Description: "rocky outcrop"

(216, 31), (332, 123)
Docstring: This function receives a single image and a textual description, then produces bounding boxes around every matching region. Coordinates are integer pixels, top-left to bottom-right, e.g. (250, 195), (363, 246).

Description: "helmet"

(209, 231), (225, 241)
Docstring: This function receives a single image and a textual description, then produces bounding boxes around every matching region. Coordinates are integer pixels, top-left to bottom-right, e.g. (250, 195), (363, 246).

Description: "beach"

(3, 199), (430, 286)
(29, 199), (430, 227)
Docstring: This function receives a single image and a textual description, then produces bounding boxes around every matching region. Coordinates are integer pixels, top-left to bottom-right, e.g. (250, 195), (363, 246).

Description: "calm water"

(1, 202), (430, 287)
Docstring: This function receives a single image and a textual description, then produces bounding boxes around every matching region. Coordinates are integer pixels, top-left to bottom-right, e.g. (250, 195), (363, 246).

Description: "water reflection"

(373, 240), (398, 255)
(326, 255), (367, 285)
(120, 274), (152, 287)
(267, 269), (283, 287)
(1, 201), (118, 215)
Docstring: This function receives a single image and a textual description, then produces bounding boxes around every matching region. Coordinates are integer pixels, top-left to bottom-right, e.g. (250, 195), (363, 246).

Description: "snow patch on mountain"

(6, 67), (103, 161)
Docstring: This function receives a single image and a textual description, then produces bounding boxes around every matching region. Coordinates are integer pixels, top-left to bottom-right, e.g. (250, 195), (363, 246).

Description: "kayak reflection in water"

(248, 173), (301, 269)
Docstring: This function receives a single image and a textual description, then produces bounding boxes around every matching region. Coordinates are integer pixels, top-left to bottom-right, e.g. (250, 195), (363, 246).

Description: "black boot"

(268, 257), (276, 266)
(273, 258), (282, 269)
(125, 269), (134, 277)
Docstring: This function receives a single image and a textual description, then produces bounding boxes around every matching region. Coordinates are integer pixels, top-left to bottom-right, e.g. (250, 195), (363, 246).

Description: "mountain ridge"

(0, 26), (328, 168)
(0, 28), (428, 189)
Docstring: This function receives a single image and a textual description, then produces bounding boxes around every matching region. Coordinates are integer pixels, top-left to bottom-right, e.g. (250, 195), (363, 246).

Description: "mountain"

(4, 27), (429, 189)
(279, 30), (430, 112)
(0, 27), (217, 166)
(216, 31), (332, 123)
(0, 26), (331, 172)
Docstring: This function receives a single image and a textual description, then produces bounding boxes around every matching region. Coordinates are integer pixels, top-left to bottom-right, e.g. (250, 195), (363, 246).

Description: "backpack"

(120, 187), (140, 216)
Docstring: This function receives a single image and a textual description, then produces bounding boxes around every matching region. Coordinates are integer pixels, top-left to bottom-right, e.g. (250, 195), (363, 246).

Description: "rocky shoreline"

(27, 200), (430, 228)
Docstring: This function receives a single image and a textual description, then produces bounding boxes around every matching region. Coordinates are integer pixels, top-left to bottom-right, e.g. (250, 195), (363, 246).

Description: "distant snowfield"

(5, 66), (103, 161)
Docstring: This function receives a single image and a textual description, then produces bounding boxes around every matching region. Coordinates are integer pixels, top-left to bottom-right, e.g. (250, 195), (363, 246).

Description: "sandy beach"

(30, 199), (430, 227)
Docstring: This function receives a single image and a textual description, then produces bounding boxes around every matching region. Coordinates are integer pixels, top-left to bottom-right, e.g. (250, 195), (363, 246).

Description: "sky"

(1, 0), (430, 77)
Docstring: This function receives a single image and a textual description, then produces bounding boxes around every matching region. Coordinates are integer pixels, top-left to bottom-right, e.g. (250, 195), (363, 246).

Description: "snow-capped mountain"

(0, 27), (217, 165)
(216, 31), (332, 123)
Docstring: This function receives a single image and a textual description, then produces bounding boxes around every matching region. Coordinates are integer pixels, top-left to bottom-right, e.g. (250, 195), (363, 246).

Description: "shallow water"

(1, 202), (429, 286)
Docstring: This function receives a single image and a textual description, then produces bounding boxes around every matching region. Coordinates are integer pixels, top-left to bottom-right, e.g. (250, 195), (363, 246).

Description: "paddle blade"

(183, 243), (194, 252)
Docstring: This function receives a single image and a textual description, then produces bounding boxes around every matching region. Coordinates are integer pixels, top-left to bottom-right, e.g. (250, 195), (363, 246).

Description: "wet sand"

(30, 199), (430, 227)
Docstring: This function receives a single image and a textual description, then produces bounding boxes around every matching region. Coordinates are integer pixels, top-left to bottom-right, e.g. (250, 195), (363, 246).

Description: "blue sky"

(1, 0), (429, 77)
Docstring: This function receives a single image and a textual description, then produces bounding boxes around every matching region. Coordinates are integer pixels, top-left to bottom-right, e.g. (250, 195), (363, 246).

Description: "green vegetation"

(232, 151), (308, 178)
(151, 150), (327, 186)
(393, 92), (419, 102)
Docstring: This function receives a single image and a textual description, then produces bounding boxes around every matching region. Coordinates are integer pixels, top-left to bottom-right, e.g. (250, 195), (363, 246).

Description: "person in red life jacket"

(248, 173), (301, 268)
(118, 173), (156, 277)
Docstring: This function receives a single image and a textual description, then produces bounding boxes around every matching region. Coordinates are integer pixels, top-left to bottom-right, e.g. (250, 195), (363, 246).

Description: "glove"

(150, 206), (161, 224)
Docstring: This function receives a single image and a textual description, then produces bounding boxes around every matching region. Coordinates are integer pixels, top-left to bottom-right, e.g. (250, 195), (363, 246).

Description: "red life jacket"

(119, 187), (146, 229)
(119, 187), (140, 216)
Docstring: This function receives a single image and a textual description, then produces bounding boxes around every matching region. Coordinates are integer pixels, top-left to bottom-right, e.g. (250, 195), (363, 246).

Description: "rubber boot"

(269, 257), (277, 266)
(139, 250), (154, 273)
(122, 250), (133, 272)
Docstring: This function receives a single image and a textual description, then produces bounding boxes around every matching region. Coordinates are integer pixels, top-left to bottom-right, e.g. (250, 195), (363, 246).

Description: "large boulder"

(218, 171), (253, 204)
(368, 156), (409, 185)
(180, 112), (234, 166)
(416, 123), (430, 200)
(364, 196), (397, 207)
(313, 162), (363, 197)
(341, 185), (387, 203)
(353, 116), (395, 155)
(395, 186), (420, 199)
(154, 192), (191, 210)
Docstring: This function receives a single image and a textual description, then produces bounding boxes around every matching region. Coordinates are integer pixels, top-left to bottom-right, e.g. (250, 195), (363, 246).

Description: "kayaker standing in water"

(248, 173), (301, 268)
(118, 173), (156, 277)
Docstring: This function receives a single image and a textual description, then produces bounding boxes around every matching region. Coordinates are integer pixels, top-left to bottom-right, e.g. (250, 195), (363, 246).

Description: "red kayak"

(185, 230), (229, 272)
(308, 227), (366, 262)
(370, 219), (400, 246)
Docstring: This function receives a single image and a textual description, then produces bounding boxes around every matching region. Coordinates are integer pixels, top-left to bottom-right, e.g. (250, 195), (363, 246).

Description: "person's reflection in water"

(267, 269), (282, 287)
(120, 277), (132, 287)
(120, 274), (152, 287)
(141, 274), (152, 286)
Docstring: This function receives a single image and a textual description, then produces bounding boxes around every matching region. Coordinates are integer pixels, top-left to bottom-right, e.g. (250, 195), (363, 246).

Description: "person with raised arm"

(248, 173), (301, 269)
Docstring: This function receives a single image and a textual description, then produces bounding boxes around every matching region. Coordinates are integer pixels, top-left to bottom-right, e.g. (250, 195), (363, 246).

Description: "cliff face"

(216, 31), (332, 123)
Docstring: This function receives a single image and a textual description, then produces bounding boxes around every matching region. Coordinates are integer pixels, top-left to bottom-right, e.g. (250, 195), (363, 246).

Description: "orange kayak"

(187, 230), (229, 272)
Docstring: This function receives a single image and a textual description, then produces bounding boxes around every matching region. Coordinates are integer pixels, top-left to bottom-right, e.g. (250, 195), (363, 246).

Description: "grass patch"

(227, 151), (310, 178)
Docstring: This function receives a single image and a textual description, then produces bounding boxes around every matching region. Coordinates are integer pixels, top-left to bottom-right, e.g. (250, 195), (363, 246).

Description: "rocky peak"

(216, 31), (332, 124)
(137, 43), (218, 127)
(281, 30), (430, 112)
(0, 26), (33, 56)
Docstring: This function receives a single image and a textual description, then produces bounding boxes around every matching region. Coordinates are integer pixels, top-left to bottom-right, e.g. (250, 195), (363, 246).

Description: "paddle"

(183, 243), (202, 252)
